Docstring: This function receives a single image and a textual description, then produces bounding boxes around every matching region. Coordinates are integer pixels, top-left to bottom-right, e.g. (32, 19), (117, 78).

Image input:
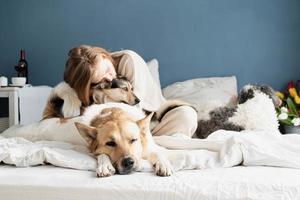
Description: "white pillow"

(162, 76), (238, 120)
(147, 59), (161, 89)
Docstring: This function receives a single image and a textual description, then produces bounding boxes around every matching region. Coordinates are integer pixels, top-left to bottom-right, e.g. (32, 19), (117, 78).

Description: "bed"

(0, 165), (300, 200)
(1, 165), (300, 200)
(1, 75), (300, 200)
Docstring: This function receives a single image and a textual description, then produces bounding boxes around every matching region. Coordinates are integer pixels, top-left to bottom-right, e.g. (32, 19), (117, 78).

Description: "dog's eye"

(130, 138), (137, 144)
(122, 87), (128, 91)
(106, 141), (116, 147)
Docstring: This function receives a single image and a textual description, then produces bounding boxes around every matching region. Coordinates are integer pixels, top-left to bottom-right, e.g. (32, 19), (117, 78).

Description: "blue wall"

(0, 0), (299, 90)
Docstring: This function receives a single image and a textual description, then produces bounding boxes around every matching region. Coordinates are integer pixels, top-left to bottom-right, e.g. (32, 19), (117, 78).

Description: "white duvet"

(1, 165), (300, 200)
(2, 104), (300, 200)
(1, 103), (300, 172)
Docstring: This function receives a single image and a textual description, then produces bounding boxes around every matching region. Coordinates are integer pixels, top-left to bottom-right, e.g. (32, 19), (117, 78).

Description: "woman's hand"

(92, 58), (117, 84)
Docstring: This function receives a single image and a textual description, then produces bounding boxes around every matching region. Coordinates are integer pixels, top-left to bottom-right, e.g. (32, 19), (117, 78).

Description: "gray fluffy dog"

(195, 84), (282, 139)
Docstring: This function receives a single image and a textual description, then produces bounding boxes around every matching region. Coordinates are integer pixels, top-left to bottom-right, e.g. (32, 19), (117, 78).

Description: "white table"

(0, 86), (52, 128)
(0, 87), (19, 126)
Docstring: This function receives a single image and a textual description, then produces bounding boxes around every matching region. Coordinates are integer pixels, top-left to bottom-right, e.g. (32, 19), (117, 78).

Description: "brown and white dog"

(43, 77), (191, 124)
(75, 107), (173, 177)
(42, 77), (140, 120)
(42, 78), (190, 177)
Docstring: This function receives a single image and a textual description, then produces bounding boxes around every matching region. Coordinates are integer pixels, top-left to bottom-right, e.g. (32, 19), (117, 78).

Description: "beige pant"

(111, 50), (198, 137)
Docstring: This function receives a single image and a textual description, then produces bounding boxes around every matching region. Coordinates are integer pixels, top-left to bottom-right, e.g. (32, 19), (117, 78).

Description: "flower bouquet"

(276, 80), (300, 133)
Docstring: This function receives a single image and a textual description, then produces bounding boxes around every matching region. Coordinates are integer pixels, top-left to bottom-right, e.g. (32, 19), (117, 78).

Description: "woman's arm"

(111, 50), (166, 112)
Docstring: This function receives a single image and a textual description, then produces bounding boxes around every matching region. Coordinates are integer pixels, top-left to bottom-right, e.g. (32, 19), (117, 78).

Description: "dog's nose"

(121, 157), (135, 169)
(135, 98), (140, 104)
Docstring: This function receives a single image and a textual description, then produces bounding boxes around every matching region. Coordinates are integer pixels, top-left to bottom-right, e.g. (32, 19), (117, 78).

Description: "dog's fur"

(43, 77), (192, 127)
(42, 77), (140, 120)
(75, 107), (173, 177)
(42, 77), (191, 178)
(195, 84), (281, 139)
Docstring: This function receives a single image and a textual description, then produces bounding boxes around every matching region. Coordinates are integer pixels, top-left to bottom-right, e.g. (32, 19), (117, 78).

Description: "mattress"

(0, 165), (299, 200)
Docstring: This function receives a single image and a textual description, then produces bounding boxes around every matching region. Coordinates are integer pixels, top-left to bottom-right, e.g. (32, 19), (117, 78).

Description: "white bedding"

(1, 103), (300, 199)
(2, 131), (300, 200)
(2, 127), (300, 172)
(0, 165), (299, 200)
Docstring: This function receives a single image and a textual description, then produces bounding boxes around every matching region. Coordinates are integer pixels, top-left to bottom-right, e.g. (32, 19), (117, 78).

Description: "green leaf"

(279, 119), (293, 126)
(286, 97), (298, 115)
(287, 113), (299, 117)
(275, 107), (281, 113)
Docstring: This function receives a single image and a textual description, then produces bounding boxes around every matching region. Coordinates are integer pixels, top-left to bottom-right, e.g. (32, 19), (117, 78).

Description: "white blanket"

(1, 102), (300, 172)
(1, 128), (300, 172)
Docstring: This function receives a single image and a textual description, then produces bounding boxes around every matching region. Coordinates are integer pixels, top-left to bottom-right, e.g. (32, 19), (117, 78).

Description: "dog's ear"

(74, 122), (97, 145)
(111, 78), (129, 89)
(258, 85), (273, 96)
(117, 76), (128, 81)
(92, 80), (112, 89)
(136, 112), (154, 135)
(238, 86), (254, 104)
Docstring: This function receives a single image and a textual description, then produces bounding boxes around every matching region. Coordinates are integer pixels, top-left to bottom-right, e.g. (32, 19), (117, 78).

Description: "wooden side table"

(0, 87), (19, 126)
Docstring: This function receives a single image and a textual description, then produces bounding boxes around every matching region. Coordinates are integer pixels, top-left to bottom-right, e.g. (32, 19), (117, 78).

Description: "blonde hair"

(64, 45), (115, 106)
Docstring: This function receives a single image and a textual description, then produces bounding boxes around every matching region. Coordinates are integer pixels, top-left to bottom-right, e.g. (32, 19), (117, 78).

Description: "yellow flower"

(276, 91), (285, 100)
(289, 88), (298, 98)
(295, 96), (300, 104)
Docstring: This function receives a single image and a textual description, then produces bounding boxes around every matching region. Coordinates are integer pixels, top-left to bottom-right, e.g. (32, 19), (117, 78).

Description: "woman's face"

(92, 56), (117, 84)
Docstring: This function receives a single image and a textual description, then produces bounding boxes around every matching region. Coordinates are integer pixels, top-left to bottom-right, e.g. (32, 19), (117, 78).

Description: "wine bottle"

(15, 49), (28, 83)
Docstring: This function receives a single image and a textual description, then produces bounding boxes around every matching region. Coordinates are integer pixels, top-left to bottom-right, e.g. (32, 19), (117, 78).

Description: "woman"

(47, 45), (197, 137)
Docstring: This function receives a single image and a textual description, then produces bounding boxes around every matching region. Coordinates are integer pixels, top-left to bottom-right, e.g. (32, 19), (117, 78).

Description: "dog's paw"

(154, 156), (173, 177)
(96, 163), (116, 178)
(96, 154), (115, 178)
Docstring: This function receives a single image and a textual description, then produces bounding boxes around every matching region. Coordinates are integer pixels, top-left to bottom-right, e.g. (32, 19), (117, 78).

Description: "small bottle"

(15, 49), (28, 83)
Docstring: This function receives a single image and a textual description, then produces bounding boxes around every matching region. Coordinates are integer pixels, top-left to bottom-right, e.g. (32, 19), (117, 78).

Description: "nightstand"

(0, 87), (19, 126)
(0, 86), (52, 131)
